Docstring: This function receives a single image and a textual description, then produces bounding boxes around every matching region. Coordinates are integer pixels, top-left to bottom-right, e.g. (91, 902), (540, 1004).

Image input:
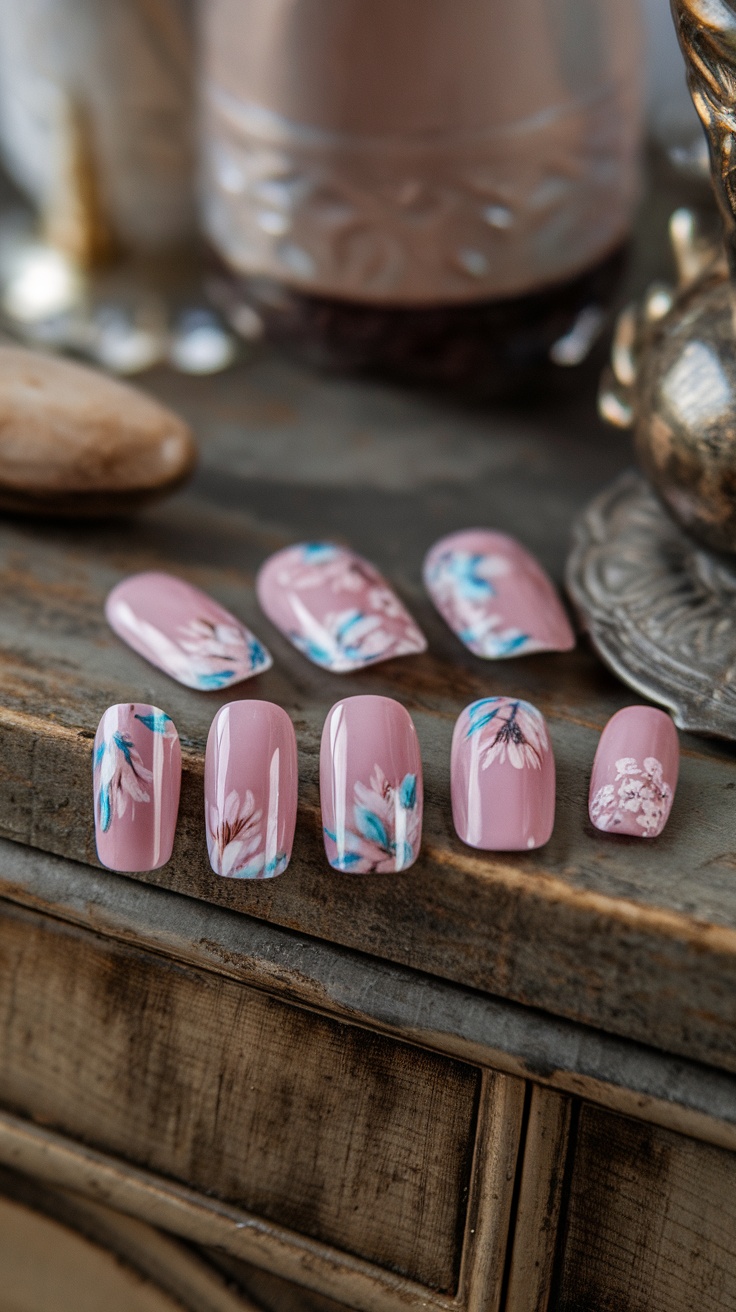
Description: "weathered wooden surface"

(504, 1088), (571, 1312)
(4, 830), (736, 1158)
(556, 1104), (736, 1312)
(0, 348), (735, 1075)
(0, 895), (482, 1294)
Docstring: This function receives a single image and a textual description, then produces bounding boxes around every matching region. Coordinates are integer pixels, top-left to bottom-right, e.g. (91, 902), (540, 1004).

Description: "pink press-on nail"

(423, 529), (575, 658)
(320, 695), (423, 872)
(205, 700), (298, 879)
(93, 703), (181, 872)
(105, 571), (272, 691)
(256, 542), (426, 672)
(451, 697), (555, 851)
(589, 706), (679, 838)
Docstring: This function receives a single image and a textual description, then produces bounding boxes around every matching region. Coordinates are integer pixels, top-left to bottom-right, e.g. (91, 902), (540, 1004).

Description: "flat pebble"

(0, 346), (196, 515)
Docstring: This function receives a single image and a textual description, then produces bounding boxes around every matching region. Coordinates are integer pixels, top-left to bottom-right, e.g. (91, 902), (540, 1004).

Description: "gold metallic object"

(598, 1), (736, 554)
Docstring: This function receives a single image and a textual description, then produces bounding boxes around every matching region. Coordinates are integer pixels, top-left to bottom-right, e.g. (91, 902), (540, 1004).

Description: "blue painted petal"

(302, 543), (338, 561)
(331, 851), (364, 870)
(99, 784), (112, 833)
(94, 742), (106, 766)
(355, 805), (389, 848)
(466, 710), (501, 737)
(112, 732), (134, 764)
(496, 634), (529, 654)
(196, 670), (236, 690)
(335, 610), (363, 642)
(248, 639), (268, 669)
(399, 773), (417, 809)
(134, 712), (172, 734)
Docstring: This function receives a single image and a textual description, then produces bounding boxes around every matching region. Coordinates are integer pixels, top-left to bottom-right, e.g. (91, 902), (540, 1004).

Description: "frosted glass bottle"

(201, 0), (645, 390)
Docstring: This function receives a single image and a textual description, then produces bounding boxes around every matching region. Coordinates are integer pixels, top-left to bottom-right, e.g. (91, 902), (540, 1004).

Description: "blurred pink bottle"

(93, 703), (181, 872)
(451, 696), (555, 851)
(320, 695), (423, 873)
(205, 700), (298, 878)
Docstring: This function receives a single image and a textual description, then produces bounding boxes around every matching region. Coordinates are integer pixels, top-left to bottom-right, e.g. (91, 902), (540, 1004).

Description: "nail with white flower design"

(589, 706), (679, 839)
(256, 543), (427, 673)
(205, 700), (298, 879)
(106, 571), (272, 691)
(451, 697), (555, 851)
(320, 695), (423, 873)
(93, 703), (181, 872)
(423, 529), (575, 659)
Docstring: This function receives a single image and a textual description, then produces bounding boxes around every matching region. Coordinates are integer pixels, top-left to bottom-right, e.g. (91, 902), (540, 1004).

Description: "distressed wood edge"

(0, 1110), (464, 1312)
(503, 1087), (572, 1312)
(460, 1071), (525, 1312)
(3, 699), (736, 960)
(1, 841), (735, 1153)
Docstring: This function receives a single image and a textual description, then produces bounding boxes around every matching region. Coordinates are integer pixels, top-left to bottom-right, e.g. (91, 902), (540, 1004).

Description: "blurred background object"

(200, 0), (645, 391)
(0, 0), (197, 260)
(642, 0), (709, 179)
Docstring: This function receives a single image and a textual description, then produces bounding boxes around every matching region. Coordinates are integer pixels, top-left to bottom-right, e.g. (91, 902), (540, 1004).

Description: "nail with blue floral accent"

(320, 695), (423, 873)
(256, 543), (426, 672)
(205, 700), (298, 879)
(93, 703), (181, 872)
(451, 696), (555, 850)
(106, 571), (272, 690)
(423, 529), (575, 658)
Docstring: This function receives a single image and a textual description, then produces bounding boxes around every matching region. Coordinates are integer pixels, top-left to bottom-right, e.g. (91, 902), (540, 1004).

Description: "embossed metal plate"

(566, 470), (736, 741)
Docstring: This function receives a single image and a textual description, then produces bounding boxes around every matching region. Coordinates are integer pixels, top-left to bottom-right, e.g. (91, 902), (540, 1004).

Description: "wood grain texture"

(556, 1104), (736, 1312)
(0, 347), (733, 1073)
(504, 1087), (572, 1312)
(4, 842), (736, 1157)
(0, 1110), (458, 1312)
(461, 1070), (526, 1312)
(0, 897), (480, 1293)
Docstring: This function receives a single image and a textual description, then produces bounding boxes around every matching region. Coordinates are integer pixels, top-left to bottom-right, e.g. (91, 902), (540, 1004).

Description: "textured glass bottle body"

(201, 0), (644, 388)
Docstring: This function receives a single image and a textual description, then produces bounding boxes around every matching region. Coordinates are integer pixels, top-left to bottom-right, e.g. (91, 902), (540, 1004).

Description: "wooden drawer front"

(0, 901), (480, 1293)
(555, 1104), (736, 1312)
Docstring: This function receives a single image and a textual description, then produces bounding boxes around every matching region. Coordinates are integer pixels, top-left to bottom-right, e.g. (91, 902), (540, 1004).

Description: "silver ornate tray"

(566, 470), (736, 741)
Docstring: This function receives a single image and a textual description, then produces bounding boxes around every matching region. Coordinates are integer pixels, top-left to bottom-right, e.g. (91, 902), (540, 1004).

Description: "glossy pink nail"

(205, 700), (297, 879)
(256, 543), (426, 672)
(320, 695), (423, 873)
(589, 706), (679, 838)
(451, 697), (555, 851)
(423, 529), (575, 658)
(93, 703), (181, 872)
(106, 571), (272, 690)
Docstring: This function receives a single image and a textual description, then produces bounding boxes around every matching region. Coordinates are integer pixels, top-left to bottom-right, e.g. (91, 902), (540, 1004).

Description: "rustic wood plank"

(3, 842), (736, 1156)
(0, 1109), (468, 1312)
(461, 1070), (525, 1312)
(504, 1088), (572, 1312)
(0, 350), (734, 1076)
(0, 897), (480, 1294)
(555, 1104), (736, 1312)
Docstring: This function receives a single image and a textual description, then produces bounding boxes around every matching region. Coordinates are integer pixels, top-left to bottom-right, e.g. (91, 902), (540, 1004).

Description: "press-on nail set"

(93, 531), (682, 875)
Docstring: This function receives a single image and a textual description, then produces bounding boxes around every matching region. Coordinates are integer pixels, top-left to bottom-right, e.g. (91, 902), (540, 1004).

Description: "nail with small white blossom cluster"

(451, 696), (555, 851)
(589, 706), (679, 838)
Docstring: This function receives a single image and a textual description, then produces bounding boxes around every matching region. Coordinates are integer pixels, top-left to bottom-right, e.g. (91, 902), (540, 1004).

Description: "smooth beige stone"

(0, 346), (196, 515)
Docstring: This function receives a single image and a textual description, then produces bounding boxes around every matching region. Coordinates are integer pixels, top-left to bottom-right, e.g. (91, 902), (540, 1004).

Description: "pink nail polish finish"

(451, 697), (555, 851)
(205, 700), (298, 879)
(423, 529), (575, 658)
(320, 695), (423, 873)
(105, 571), (272, 691)
(93, 703), (181, 872)
(256, 543), (427, 672)
(589, 706), (679, 838)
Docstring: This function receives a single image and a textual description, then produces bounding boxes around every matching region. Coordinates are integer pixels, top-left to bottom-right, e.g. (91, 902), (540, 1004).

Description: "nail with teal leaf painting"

(93, 703), (181, 872)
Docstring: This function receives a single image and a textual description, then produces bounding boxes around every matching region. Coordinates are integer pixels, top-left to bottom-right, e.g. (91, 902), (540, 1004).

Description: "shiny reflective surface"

(205, 700), (297, 879)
